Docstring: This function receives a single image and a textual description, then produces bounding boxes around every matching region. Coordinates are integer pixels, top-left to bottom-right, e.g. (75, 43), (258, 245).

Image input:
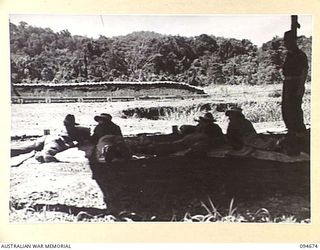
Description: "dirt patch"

(10, 149), (106, 217)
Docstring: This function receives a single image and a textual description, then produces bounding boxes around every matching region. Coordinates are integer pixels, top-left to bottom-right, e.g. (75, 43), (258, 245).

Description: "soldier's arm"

(297, 67), (308, 98)
(117, 125), (123, 137)
(249, 120), (257, 134)
(91, 126), (100, 144)
(296, 52), (308, 97)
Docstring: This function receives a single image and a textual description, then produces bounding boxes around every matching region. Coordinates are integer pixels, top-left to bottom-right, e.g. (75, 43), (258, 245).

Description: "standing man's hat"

(284, 30), (297, 41)
(225, 107), (243, 117)
(195, 112), (216, 123)
(63, 114), (79, 125)
(94, 113), (112, 122)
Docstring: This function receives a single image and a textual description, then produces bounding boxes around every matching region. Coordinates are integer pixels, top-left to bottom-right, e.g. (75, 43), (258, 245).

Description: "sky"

(9, 14), (312, 46)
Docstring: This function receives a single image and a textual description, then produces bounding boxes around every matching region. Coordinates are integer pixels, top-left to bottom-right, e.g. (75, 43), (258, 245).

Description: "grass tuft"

(9, 197), (310, 223)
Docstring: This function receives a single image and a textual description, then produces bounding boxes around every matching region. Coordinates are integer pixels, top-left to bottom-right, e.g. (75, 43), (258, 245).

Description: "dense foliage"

(10, 21), (312, 86)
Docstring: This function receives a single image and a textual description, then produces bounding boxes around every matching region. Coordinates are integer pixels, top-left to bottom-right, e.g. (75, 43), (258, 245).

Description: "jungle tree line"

(10, 21), (312, 86)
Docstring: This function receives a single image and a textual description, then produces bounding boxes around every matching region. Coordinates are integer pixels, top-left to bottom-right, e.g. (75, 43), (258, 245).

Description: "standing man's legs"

(292, 95), (306, 133)
(282, 86), (292, 133)
(282, 81), (306, 134)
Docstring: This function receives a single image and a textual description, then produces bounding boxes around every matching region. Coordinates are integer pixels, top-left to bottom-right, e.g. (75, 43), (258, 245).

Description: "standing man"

(282, 30), (309, 136)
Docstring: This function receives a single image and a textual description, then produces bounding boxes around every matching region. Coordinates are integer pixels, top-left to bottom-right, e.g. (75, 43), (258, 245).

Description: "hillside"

(10, 22), (312, 86)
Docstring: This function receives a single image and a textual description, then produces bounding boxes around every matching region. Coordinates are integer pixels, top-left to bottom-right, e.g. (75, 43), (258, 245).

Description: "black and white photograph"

(9, 14), (312, 223)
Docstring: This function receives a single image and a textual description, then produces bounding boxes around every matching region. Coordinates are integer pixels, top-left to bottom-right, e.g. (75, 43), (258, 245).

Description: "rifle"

(11, 150), (36, 167)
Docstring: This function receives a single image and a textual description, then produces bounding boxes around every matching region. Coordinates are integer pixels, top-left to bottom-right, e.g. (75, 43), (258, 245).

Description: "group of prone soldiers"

(12, 105), (307, 164)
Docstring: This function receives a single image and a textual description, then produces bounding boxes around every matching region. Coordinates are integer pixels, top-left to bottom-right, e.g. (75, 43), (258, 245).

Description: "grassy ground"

(9, 197), (310, 223)
(11, 83), (311, 136)
(10, 83), (311, 223)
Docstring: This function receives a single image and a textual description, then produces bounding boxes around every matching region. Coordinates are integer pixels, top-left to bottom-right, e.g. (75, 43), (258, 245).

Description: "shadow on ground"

(88, 153), (310, 221)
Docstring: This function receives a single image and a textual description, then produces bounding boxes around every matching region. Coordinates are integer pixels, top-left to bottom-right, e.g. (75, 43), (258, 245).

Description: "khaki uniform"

(12, 126), (90, 162)
(92, 122), (123, 144)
